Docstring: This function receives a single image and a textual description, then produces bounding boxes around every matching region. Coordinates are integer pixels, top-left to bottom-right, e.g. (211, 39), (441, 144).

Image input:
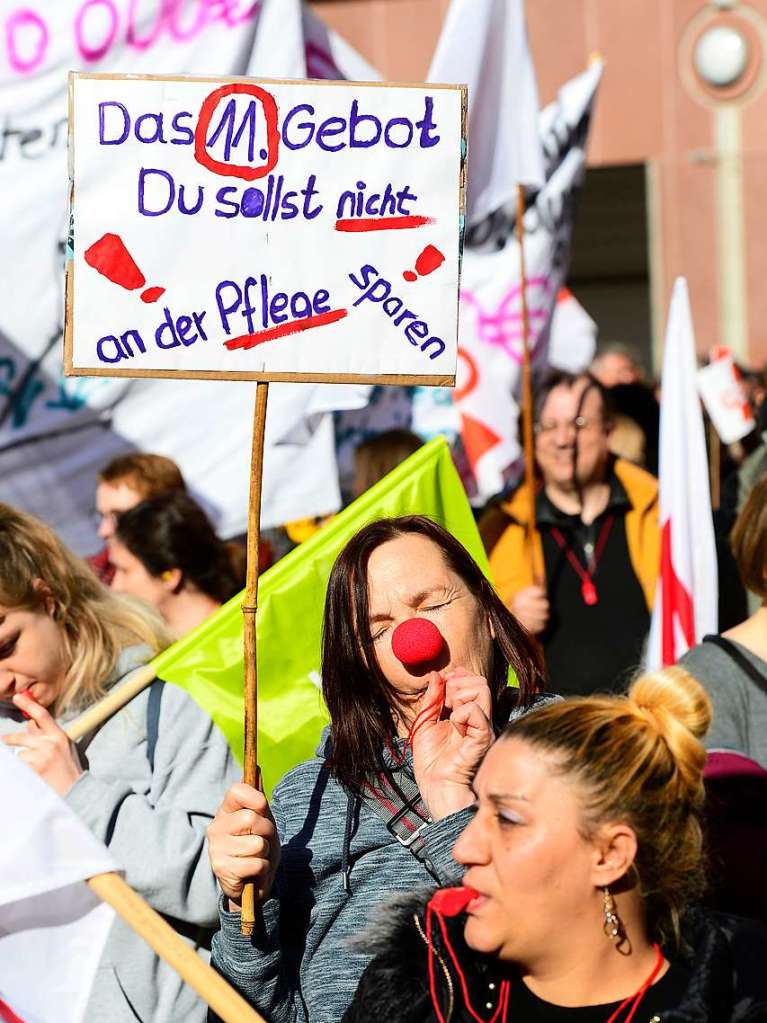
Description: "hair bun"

(629, 666), (712, 740)
(628, 666), (712, 798)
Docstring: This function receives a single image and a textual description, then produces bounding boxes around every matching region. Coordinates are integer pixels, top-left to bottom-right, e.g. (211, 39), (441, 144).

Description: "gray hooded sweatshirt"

(210, 729), (473, 1023)
(1, 647), (239, 1023)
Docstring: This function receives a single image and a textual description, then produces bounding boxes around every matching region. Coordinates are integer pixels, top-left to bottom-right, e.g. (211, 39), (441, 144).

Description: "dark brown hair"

(98, 452), (186, 499)
(115, 492), (243, 604)
(731, 474), (767, 602)
(321, 515), (544, 794)
(534, 370), (615, 426)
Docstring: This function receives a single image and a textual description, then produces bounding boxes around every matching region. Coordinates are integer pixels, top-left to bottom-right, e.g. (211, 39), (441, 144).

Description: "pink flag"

(646, 278), (718, 669)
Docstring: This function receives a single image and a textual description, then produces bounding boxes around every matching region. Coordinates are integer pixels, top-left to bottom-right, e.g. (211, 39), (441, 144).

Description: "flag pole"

(241, 380), (269, 935)
(516, 184), (538, 581)
(708, 417), (721, 510)
(87, 872), (267, 1023)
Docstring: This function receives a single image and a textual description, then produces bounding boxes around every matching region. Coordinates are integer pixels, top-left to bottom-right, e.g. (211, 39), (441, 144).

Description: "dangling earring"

(602, 886), (622, 941)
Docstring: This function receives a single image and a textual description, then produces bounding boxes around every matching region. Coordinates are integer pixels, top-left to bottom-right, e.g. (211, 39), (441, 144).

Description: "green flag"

(152, 436), (488, 793)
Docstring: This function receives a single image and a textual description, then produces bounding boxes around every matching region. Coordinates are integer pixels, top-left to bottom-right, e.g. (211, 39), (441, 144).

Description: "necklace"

(550, 514), (614, 606)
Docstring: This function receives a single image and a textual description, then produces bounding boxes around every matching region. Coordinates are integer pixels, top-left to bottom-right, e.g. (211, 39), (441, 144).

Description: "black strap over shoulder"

(362, 766), (440, 881)
(702, 634), (767, 698)
(146, 678), (164, 771)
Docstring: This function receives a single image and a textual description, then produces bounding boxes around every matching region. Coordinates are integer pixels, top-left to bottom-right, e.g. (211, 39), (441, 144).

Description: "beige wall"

(311, 0), (767, 367)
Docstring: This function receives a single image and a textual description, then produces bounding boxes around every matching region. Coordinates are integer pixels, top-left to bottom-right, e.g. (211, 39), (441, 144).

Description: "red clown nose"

(428, 885), (479, 917)
(391, 618), (445, 667)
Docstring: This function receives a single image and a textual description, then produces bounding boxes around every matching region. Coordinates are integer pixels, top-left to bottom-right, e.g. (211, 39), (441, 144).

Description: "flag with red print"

(646, 278), (718, 669)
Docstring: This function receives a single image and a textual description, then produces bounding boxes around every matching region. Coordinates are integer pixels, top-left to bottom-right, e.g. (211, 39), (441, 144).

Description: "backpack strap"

(362, 766), (439, 881)
(702, 635), (767, 698)
(146, 679), (164, 771)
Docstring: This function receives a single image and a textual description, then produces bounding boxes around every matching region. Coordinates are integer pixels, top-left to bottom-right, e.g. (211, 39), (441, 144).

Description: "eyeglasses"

(534, 416), (604, 438)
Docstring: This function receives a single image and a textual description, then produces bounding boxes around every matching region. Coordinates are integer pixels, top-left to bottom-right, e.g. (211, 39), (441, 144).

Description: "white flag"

(246, 0), (307, 78)
(428, 0), (544, 226)
(453, 62), (602, 501)
(0, 746), (116, 1023)
(646, 278), (718, 669)
(548, 287), (598, 373)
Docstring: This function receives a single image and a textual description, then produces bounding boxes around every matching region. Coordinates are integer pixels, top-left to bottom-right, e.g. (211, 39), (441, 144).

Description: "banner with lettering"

(411, 63), (603, 502)
(0, 1), (381, 551)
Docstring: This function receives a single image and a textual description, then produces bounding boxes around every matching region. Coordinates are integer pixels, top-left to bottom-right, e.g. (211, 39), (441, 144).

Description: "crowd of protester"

(2, 348), (767, 1021)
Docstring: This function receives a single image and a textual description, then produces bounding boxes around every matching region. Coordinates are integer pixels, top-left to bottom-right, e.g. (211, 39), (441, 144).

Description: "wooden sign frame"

(64, 72), (467, 388)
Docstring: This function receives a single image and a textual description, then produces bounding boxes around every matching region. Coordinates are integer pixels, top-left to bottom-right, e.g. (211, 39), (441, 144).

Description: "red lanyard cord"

(427, 904), (510, 1023)
(550, 514), (614, 605)
(605, 943), (665, 1023)
(425, 912), (663, 1023)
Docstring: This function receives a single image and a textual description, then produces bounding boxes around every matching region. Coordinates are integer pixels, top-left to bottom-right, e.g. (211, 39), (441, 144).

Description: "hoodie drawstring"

(341, 789), (356, 894)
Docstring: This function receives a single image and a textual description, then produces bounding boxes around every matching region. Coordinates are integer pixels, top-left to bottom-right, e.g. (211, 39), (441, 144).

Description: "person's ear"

(32, 578), (56, 616)
(160, 568), (183, 593)
(589, 822), (638, 889)
(487, 615), (496, 641)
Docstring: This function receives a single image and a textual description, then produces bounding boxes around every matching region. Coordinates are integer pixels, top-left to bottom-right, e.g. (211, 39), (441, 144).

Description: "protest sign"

(65, 73), (465, 384)
(1, 3), (382, 551)
(697, 353), (755, 445)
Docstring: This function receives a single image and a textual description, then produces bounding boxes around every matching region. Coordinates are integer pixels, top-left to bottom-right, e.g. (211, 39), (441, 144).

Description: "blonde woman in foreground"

(345, 667), (767, 1023)
(0, 503), (238, 1023)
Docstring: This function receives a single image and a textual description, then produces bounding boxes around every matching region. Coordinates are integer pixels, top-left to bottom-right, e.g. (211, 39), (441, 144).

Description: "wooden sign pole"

(516, 184), (538, 582)
(240, 380), (269, 936)
(87, 871), (267, 1023)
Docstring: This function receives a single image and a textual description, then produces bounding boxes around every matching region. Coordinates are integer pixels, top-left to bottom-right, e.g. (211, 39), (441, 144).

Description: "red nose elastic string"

(426, 887), (510, 1023)
(391, 618), (445, 667)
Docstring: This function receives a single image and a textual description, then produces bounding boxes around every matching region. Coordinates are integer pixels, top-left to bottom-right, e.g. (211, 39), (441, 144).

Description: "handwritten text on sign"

(67, 74), (464, 381)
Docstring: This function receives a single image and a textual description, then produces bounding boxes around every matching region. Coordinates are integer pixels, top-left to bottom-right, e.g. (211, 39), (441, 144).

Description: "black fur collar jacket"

(342, 891), (767, 1023)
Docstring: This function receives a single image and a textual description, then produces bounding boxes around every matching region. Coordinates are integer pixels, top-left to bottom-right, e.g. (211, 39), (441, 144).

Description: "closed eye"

(420, 601), (449, 613)
(498, 812), (524, 827)
(0, 637), (18, 659)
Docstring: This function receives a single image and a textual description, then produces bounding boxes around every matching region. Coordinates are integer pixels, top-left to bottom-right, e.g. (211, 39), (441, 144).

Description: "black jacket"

(342, 891), (767, 1023)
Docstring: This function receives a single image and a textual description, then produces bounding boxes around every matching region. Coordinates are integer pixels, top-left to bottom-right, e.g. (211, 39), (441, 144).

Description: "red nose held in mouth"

(391, 617), (445, 667)
(428, 885), (480, 917)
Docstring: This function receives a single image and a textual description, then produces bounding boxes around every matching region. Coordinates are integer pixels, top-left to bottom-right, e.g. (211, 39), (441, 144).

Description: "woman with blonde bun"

(0, 503), (239, 1023)
(345, 667), (767, 1023)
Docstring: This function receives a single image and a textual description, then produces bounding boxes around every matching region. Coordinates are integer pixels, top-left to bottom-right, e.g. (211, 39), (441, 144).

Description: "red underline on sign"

(224, 308), (348, 351)
(334, 216), (433, 232)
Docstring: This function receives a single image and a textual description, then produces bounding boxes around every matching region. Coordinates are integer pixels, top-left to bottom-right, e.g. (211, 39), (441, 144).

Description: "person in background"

(89, 453), (187, 584)
(110, 491), (243, 639)
(280, 429), (424, 550)
(0, 503), (238, 1022)
(481, 372), (659, 697)
(680, 474), (767, 769)
(345, 667), (767, 1022)
(590, 342), (645, 388)
(352, 428), (423, 500)
(607, 382), (660, 475)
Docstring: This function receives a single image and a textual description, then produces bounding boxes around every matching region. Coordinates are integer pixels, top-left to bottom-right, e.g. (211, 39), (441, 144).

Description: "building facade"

(311, 0), (767, 371)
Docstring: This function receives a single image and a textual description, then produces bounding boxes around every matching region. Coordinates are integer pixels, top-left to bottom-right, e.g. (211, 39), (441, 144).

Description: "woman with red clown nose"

(208, 515), (546, 1023)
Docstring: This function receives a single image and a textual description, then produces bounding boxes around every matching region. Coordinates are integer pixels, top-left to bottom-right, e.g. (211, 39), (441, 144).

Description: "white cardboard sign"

(697, 354), (755, 445)
(65, 74), (464, 384)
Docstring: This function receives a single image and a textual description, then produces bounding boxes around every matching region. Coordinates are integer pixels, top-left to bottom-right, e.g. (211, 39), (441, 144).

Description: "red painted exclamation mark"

(403, 244), (445, 282)
(84, 233), (165, 303)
